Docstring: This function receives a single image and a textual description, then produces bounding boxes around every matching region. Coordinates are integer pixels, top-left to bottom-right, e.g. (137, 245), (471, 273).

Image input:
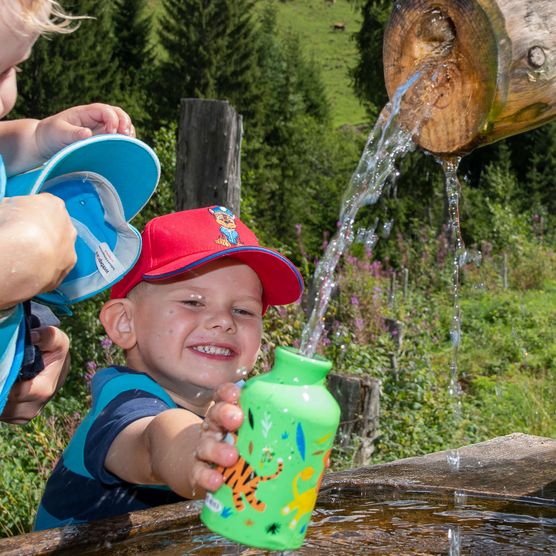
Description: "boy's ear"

(99, 299), (136, 350)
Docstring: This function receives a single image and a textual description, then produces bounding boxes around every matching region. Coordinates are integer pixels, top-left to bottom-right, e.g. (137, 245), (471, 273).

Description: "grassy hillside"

(270, 0), (367, 128)
(147, 0), (367, 128)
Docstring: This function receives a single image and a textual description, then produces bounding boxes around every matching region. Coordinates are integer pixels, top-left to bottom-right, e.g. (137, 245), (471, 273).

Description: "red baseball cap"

(110, 206), (303, 312)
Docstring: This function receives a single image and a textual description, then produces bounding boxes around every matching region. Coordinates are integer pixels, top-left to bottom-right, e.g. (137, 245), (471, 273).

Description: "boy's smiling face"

(125, 258), (263, 407)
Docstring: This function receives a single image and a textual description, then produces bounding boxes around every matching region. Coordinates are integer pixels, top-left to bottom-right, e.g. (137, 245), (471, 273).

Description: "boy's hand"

(0, 326), (70, 424)
(192, 383), (244, 493)
(35, 103), (136, 160)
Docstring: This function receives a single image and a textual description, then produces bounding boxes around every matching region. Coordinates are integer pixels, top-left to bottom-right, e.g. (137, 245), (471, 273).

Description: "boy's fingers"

(213, 382), (241, 404)
(192, 462), (224, 493)
(196, 435), (237, 468)
(205, 401), (243, 432)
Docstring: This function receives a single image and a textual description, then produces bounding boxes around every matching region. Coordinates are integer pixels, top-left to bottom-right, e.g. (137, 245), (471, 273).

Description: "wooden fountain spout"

(383, 0), (555, 155)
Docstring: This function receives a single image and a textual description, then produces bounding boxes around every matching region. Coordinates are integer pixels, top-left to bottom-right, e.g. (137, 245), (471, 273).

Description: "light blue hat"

(5, 135), (160, 306)
(6, 134), (159, 220)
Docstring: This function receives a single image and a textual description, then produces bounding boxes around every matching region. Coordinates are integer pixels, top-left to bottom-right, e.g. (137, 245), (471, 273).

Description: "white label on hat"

(95, 243), (125, 283)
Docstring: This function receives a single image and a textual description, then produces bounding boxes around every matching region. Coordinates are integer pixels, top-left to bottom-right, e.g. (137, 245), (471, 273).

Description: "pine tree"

(113, 0), (154, 90)
(12, 1), (119, 120)
(154, 0), (261, 125)
(241, 6), (337, 250)
(112, 0), (155, 133)
(351, 0), (391, 119)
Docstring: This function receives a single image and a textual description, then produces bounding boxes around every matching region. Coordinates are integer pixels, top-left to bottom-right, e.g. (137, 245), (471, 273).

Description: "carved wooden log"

(383, 0), (555, 155)
(175, 99), (243, 214)
(328, 372), (380, 466)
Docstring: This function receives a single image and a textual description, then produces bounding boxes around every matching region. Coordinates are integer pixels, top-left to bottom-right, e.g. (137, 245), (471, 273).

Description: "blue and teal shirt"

(34, 366), (187, 530)
(0, 154), (26, 415)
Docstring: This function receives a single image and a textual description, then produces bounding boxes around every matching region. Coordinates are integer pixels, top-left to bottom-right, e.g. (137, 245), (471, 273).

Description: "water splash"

(300, 73), (422, 357)
(448, 525), (462, 556)
(442, 159), (464, 471)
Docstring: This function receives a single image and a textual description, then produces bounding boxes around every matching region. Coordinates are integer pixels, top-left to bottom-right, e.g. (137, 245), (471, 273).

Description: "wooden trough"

(0, 433), (553, 555)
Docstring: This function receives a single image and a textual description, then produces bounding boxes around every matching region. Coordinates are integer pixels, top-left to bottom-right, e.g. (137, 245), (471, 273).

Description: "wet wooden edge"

(1, 433), (554, 555)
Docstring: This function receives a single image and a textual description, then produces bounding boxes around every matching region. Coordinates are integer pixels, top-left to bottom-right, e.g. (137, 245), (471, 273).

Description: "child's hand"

(35, 103), (135, 160)
(0, 326), (70, 424)
(192, 383), (244, 493)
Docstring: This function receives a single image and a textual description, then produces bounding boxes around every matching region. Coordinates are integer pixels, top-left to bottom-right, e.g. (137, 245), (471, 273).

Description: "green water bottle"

(201, 346), (341, 551)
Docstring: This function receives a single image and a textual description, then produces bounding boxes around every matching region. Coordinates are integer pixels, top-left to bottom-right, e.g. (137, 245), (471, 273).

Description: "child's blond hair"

(4, 0), (81, 35)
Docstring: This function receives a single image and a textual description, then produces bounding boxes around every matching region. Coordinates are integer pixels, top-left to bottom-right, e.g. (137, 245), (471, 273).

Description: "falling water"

(442, 158), (465, 471)
(299, 73), (422, 357)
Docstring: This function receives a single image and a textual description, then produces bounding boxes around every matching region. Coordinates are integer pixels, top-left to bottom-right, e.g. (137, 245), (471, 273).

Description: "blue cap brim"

(5, 134), (159, 220)
(39, 173), (142, 304)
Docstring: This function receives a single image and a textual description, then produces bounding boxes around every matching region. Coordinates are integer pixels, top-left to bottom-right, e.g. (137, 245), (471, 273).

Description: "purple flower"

(355, 318), (364, 331)
(350, 295), (360, 306)
(100, 336), (113, 350)
(86, 361), (97, 372)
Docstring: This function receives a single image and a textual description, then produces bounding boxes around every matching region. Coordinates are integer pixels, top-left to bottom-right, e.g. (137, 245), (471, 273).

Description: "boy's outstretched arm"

(104, 383), (243, 499)
(0, 103), (135, 176)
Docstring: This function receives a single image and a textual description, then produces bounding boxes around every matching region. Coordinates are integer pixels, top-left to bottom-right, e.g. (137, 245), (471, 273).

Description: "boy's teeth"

(194, 345), (232, 356)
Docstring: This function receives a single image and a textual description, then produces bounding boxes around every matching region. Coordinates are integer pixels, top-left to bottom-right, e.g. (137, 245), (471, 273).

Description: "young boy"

(0, 0), (135, 423)
(34, 206), (304, 530)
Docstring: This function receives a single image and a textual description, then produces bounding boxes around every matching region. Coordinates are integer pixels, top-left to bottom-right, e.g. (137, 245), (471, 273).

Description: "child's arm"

(0, 103), (135, 176)
(104, 383), (243, 499)
(0, 194), (77, 310)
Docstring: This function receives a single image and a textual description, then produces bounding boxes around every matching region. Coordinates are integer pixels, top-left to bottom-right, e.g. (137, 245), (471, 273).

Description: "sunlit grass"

(146, 0), (367, 128)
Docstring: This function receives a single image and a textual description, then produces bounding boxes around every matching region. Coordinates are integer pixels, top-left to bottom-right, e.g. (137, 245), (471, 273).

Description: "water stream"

(442, 158), (465, 472)
(297, 64), (480, 481)
(299, 72), (421, 357)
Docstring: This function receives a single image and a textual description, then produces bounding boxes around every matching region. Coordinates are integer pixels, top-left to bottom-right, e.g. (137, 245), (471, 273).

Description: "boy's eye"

(182, 299), (203, 307)
(233, 307), (257, 317)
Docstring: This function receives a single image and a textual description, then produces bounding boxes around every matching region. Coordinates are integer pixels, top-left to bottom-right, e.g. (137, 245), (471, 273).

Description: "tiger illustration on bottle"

(218, 432), (284, 512)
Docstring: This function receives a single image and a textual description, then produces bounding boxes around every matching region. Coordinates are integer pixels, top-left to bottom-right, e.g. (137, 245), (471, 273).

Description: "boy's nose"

(204, 310), (236, 333)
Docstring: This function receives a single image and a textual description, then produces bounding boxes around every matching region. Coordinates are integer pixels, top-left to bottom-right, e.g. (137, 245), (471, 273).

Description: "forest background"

(1, 0), (555, 536)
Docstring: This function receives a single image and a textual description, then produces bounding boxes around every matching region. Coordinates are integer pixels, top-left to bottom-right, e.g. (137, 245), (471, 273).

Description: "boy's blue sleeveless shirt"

(35, 366), (186, 530)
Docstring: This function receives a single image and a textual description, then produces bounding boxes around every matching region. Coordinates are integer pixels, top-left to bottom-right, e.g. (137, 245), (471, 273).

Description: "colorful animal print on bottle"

(222, 454), (284, 512)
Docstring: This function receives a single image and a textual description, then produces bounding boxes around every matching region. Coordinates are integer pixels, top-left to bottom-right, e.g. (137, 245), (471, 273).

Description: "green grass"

(268, 0), (367, 128)
(146, 0), (367, 128)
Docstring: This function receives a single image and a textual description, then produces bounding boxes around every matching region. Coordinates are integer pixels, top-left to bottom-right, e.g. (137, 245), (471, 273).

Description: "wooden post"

(383, 0), (555, 155)
(175, 99), (243, 214)
(328, 373), (381, 466)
